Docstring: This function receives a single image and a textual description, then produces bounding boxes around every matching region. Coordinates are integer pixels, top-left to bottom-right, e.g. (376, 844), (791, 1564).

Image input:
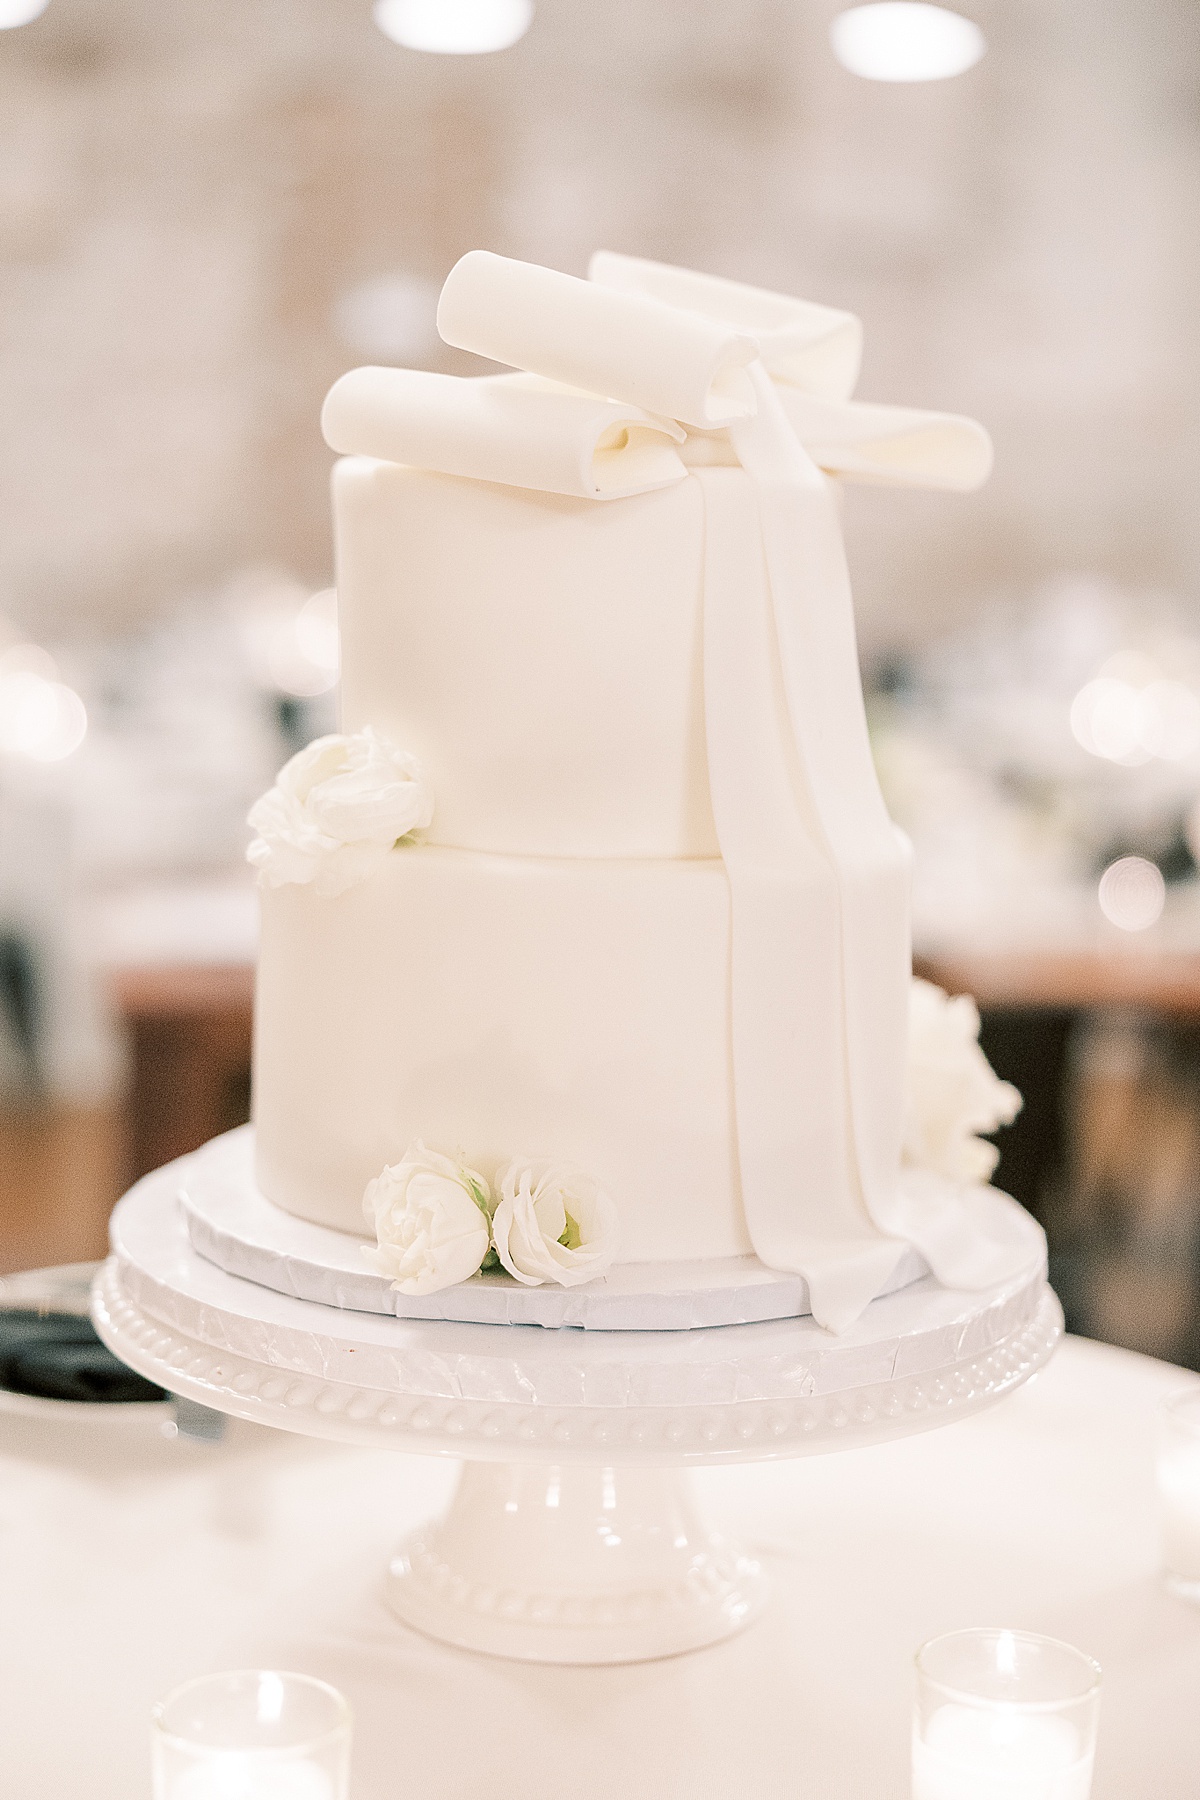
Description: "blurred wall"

(0, 0), (1196, 651)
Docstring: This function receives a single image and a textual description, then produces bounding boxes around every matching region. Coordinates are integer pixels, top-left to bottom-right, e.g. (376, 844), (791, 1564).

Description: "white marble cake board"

(179, 1125), (950, 1330)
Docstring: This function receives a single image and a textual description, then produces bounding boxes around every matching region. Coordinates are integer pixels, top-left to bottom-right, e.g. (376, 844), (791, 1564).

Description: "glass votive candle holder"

(1158, 1386), (1200, 1603)
(151, 1670), (352, 1800)
(913, 1628), (1101, 1800)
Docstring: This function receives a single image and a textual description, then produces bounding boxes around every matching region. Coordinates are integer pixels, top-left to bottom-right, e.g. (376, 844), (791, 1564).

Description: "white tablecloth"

(2, 1335), (1197, 1798)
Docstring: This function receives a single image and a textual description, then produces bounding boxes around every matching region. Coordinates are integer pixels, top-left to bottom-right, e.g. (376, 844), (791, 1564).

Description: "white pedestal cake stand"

(91, 1159), (1061, 1667)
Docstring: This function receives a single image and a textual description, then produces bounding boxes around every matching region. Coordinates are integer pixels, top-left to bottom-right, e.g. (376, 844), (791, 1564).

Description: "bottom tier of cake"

(254, 844), (751, 1262)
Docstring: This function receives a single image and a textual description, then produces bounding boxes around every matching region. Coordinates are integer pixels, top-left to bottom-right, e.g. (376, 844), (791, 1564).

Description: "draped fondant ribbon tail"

(323, 250), (1032, 1333)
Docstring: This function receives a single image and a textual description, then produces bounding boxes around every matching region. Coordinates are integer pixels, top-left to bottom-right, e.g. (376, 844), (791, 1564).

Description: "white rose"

(363, 1143), (492, 1295)
(490, 1158), (620, 1287)
(247, 726), (434, 898)
(903, 977), (1022, 1184)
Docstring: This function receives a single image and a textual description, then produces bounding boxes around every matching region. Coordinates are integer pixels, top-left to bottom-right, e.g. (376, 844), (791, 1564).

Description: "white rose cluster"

(490, 1159), (620, 1288)
(364, 1144), (493, 1296)
(247, 727), (433, 898)
(364, 1143), (620, 1296)
(903, 978), (1022, 1184)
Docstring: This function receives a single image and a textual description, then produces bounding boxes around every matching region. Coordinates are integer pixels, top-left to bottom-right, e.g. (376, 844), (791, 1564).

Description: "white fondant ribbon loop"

(322, 367), (687, 502)
(589, 250), (864, 401)
(438, 250), (759, 431)
(776, 392), (992, 491)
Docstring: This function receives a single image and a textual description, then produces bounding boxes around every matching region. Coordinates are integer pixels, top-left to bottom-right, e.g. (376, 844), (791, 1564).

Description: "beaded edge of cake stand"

(92, 1256), (1062, 1464)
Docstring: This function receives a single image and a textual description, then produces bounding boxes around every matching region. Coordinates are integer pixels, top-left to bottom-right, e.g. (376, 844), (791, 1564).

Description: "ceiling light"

(373, 0), (534, 55)
(0, 0), (50, 27)
(830, 3), (985, 82)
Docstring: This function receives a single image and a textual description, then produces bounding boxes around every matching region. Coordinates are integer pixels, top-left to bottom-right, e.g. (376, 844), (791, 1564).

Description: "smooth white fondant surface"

(182, 1126), (944, 1330)
(335, 456), (719, 860)
(252, 845), (748, 1261)
(252, 842), (1045, 1329)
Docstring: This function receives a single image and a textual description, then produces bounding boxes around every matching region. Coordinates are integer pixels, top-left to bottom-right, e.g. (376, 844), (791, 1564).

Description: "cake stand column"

(387, 1459), (765, 1664)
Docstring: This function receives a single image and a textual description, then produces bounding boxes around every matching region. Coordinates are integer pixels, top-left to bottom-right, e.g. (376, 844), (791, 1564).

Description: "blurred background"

(2, 0), (1200, 1364)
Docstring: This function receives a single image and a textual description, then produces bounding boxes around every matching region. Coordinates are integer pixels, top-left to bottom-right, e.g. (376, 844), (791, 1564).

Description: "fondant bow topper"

(323, 249), (992, 502)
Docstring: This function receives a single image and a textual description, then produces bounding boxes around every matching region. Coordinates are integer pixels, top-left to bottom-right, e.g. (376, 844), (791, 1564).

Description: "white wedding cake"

(246, 250), (1030, 1333)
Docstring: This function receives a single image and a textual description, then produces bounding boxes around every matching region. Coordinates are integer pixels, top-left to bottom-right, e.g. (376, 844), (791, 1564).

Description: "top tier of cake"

(335, 453), (720, 861)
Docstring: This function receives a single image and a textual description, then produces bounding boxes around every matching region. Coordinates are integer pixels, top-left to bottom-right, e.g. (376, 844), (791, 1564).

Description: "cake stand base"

(92, 1156), (1062, 1665)
(387, 1460), (764, 1663)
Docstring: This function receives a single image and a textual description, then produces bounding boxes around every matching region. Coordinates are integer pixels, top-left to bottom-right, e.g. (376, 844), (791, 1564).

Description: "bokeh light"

(293, 589), (340, 680)
(1097, 856), (1165, 932)
(0, 0), (50, 29)
(830, 3), (985, 82)
(267, 589), (340, 698)
(1070, 677), (1153, 765)
(372, 0), (534, 55)
(1070, 672), (1200, 766)
(0, 641), (59, 683)
(1137, 679), (1200, 760)
(0, 669), (88, 760)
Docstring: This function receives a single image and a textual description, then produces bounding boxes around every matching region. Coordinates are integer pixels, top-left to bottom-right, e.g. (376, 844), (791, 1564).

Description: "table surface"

(1, 1333), (1197, 1799)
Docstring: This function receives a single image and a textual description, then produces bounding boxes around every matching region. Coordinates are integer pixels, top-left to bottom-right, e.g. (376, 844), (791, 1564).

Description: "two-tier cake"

(239, 249), (1034, 1334)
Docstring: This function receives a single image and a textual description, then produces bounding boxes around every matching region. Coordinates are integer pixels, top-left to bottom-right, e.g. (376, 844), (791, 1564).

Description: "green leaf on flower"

(461, 1173), (492, 1222)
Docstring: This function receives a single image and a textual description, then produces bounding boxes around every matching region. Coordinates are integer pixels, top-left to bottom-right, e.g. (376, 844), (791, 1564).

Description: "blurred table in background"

(93, 877), (258, 1189)
(0, 879), (257, 1276)
(0, 1105), (124, 1273)
(916, 943), (1200, 1218)
(919, 946), (1200, 1372)
(107, 961), (254, 1190)
(917, 948), (1200, 1016)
